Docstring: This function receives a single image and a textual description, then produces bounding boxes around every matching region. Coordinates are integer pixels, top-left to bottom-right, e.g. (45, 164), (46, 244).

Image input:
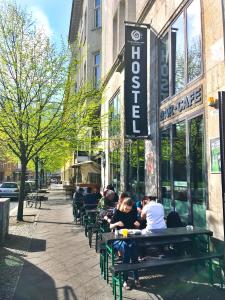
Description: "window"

(94, 0), (101, 28)
(159, 0), (202, 102)
(125, 140), (145, 201)
(109, 149), (120, 193)
(160, 114), (206, 225)
(109, 93), (120, 137)
(93, 52), (100, 88)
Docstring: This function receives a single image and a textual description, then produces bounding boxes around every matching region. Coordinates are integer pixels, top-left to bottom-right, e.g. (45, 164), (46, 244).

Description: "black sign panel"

(124, 25), (148, 138)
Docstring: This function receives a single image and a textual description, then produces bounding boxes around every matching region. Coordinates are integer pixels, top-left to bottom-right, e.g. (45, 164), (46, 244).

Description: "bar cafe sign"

(160, 86), (202, 122)
(124, 25), (148, 138)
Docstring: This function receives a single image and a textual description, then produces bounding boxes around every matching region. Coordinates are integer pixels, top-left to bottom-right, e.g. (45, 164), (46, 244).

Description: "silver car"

(0, 182), (19, 200)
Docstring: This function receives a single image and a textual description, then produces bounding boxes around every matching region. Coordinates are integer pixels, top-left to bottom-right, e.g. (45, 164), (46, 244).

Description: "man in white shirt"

(141, 196), (166, 233)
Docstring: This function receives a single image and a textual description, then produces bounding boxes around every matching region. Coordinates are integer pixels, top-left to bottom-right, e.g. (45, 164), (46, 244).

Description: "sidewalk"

(0, 187), (225, 300)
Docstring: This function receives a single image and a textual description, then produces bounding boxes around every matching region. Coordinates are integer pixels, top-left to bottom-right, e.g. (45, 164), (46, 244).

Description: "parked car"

(0, 182), (19, 200)
(25, 181), (36, 193)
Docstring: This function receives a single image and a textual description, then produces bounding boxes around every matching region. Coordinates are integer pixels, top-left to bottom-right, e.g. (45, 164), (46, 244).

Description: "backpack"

(166, 211), (183, 228)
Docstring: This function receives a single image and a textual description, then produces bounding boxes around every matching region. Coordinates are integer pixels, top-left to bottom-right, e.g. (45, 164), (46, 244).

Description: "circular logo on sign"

(131, 30), (141, 41)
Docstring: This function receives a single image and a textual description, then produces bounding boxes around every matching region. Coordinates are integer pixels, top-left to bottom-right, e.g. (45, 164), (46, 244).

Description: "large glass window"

(187, 0), (201, 82)
(160, 114), (206, 225)
(173, 122), (187, 202)
(172, 14), (185, 94)
(126, 140), (145, 201)
(189, 115), (205, 204)
(109, 93), (120, 137)
(161, 129), (171, 211)
(94, 0), (101, 28)
(109, 149), (120, 193)
(159, 0), (202, 102)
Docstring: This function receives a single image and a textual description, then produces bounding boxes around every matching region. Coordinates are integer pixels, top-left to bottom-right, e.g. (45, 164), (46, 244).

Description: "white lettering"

(133, 120), (140, 133)
(132, 90), (140, 104)
(132, 76), (140, 89)
(132, 46), (140, 60)
(132, 61), (140, 74)
(132, 105), (140, 118)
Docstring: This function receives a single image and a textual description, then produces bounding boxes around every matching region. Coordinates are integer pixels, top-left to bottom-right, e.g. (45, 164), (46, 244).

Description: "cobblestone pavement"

(0, 187), (225, 300)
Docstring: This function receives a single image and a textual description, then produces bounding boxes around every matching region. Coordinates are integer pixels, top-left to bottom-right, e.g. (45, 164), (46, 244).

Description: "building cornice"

(68, 0), (83, 44)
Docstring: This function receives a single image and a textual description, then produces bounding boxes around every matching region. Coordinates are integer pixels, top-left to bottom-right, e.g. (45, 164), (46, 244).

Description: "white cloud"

(29, 6), (53, 38)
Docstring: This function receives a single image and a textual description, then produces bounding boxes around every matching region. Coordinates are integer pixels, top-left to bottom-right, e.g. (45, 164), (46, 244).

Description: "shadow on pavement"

(5, 234), (46, 252)
(36, 220), (74, 225)
(0, 239), (78, 300)
(57, 285), (78, 300)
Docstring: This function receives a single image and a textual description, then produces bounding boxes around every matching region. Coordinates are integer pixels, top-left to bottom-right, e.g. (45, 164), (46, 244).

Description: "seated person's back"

(141, 196), (166, 231)
(83, 187), (99, 208)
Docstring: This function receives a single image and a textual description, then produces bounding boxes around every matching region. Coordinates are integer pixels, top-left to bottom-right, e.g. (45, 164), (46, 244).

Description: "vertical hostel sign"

(124, 25), (148, 138)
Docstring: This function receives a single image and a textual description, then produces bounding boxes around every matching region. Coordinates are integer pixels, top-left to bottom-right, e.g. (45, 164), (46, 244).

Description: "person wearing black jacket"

(110, 198), (141, 290)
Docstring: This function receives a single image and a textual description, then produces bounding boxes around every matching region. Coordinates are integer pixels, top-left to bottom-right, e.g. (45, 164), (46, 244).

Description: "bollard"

(0, 198), (10, 244)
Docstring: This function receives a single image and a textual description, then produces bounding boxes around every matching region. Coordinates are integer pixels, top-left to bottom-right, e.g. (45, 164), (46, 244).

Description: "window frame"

(159, 0), (203, 104)
(94, 0), (101, 28)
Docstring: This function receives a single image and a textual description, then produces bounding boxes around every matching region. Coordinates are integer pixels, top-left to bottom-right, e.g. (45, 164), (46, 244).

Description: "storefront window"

(173, 121), (187, 202)
(159, 0), (202, 101)
(109, 148), (120, 193)
(189, 115), (205, 203)
(125, 140), (145, 201)
(161, 129), (171, 210)
(160, 114), (206, 225)
(109, 93), (120, 137)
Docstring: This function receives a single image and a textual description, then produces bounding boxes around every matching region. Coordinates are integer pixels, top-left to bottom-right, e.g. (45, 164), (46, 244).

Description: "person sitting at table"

(97, 189), (115, 210)
(106, 184), (119, 203)
(83, 187), (100, 209)
(116, 192), (129, 209)
(72, 187), (84, 219)
(141, 195), (166, 233)
(110, 197), (141, 290)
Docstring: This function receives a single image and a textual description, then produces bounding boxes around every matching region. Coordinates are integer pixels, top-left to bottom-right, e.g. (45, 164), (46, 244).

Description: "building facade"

(100, 0), (225, 245)
(64, 0), (102, 186)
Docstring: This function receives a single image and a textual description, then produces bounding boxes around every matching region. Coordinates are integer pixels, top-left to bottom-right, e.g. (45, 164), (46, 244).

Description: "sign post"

(124, 25), (148, 138)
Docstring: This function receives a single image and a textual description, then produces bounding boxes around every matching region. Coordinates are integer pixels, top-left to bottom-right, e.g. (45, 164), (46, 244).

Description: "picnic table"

(101, 227), (223, 299)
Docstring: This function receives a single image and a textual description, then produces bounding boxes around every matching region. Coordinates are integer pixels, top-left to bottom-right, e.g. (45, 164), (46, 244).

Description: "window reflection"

(187, 0), (201, 82)
(160, 34), (169, 101)
(172, 14), (185, 94)
(126, 140), (145, 201)
(109, 93), (120, 137)
(173, 122), (187, 202)
(109, 149), (120, 193)
(189, 115), (205, 203)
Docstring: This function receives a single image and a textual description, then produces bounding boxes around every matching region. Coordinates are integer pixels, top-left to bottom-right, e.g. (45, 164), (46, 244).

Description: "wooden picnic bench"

(109, 252), (224, 300)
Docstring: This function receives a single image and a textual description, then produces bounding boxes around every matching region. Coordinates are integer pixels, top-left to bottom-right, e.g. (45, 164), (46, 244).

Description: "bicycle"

(25, 192), (42, 209)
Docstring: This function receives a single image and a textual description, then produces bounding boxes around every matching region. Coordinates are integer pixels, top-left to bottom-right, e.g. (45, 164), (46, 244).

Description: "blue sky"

(15, 0), (73, 45)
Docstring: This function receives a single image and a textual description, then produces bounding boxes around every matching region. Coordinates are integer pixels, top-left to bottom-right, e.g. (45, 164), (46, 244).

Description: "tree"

(0, 2), (68, 220)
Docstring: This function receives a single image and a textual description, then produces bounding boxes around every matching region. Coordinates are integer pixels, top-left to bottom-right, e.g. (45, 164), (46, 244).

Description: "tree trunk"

(35, 156), (39, 190)
(17, 159), (27, 221)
